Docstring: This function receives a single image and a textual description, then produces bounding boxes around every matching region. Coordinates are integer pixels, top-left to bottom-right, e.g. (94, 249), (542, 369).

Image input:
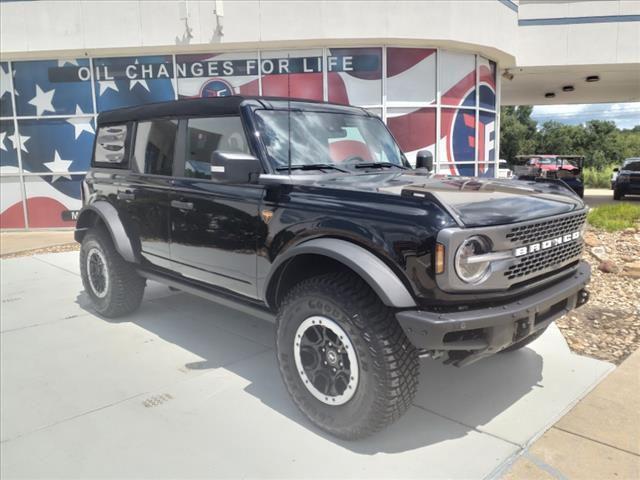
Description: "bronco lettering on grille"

(513, 231), (581, 257)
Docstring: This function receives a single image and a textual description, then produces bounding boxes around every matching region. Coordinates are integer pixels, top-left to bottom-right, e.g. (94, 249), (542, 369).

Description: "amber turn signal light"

(435, 243), (445, 274)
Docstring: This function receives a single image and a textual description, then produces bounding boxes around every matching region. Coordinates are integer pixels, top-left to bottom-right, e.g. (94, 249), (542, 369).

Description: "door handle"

(171, 200), (194, 210)
(117, 191), (135, 201)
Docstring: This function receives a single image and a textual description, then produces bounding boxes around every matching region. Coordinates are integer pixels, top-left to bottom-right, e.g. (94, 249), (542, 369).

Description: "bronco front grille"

(505, 241), (583, 280)
(506, 212), (587, 245)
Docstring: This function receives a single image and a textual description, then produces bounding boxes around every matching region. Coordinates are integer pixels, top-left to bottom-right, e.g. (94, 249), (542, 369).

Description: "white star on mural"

(66, 105), (95, 139)
(28, 85), (55, 116)
(0, 131), (6, 151)
(44, 150), (73, 182)
(57, 59), (79, 67)
(98, 80), (119, 96)
(129, 59), (150, 92)
(8, 132), (29, 153)
(0, 64), (12, 99)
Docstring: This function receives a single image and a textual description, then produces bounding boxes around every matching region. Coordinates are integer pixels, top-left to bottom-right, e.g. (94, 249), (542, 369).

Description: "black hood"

(280, 171), (584, 227)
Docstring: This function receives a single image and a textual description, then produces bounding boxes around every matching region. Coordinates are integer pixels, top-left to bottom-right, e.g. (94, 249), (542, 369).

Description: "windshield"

(254, 110), (406, 171)
(527, 157), (579, 168)
(623, 161), (640, 172)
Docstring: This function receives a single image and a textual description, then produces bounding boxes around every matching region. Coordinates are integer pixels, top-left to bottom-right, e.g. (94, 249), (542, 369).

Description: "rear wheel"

(80, 227), (146, 318)
(276, 271), (419, 440)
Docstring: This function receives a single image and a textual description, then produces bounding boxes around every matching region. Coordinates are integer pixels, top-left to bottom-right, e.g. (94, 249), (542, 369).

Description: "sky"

(531, 102), (640, 129)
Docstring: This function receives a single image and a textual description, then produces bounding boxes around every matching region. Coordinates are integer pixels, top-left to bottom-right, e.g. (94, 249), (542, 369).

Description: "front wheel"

(80, 227), (146, 318)
(613, 188), (624, 200)
(276, 271), (419, 440)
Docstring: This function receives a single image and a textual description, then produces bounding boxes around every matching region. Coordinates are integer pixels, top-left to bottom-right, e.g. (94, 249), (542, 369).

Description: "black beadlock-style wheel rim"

(86, 247), (109, 298)
(293, 316), (359, 405)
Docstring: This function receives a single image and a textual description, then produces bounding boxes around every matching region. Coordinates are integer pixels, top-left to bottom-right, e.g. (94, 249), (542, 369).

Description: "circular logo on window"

(199, 79), (234, 97)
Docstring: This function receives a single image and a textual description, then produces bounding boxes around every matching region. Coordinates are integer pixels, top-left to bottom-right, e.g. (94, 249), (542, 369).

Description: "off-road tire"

(80, 227), (146, 318)
(276, 271), (419, 440)
(613, 188), (623, 200)
(500, 326), (548, 353)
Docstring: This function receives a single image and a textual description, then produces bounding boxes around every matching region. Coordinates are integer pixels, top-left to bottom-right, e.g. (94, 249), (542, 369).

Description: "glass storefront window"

(479, 57), (497, 110)
(24, 174), (83, 228)
(478, 111), (497, 164)
(477, 163), (496, 178)
(0, 176), (25, 229)
(440, 108), (476, 175)
(327, 47), (382, 106)
(0, 47), (499, 229)
(261, 49), (323, 101)
(440, 51), (476, 107)
(13, 59), (94, 117)
(387, 107), (436, 166)
(176, 52), (259, 98)
(17, 118), (94, 174)
(1, 62), (13, 117)
(1, 120), (18, 170)
(387, 48), (436, 104)
(94, 55), (175, 111)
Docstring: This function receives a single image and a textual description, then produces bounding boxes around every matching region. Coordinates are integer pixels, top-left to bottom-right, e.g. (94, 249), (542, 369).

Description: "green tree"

(499, 106), (538, 162)
(500, 107), (640, 171)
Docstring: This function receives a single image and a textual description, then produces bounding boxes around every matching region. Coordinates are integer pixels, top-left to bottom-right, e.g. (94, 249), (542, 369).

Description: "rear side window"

(133, 119), (178, 176)
(93, 124), (129, 167)
(185, 116), (249, 180)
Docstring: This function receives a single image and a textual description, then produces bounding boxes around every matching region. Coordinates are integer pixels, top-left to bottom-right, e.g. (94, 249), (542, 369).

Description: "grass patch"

(588, 203), (640, 232)
(583, 166), (615, 189)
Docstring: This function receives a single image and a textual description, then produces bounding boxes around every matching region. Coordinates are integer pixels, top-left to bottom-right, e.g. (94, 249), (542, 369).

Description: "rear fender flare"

(74, 201), (138, 263)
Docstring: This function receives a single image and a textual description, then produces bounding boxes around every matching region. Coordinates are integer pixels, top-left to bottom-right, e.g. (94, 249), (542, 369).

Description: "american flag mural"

(0, 49), (498, 229)
(386, 48), (437, 165)
(176, 52), (259, 98)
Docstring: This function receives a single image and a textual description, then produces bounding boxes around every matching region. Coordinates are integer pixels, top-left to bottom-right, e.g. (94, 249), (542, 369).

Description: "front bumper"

(617, 183), (640, 195)
(396, 261), (591, 366)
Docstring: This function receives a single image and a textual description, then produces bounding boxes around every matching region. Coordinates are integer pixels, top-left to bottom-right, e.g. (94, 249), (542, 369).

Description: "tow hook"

(576, 289), (589, 308)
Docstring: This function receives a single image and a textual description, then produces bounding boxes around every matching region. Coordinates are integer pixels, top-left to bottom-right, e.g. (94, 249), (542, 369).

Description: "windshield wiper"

(276, 163), (348, 173)
(354, 162), (407, 170)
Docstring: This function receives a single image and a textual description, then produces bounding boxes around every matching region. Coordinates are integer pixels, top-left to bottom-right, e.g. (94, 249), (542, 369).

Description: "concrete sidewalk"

(502, 349), (640, 479)
(0, 230), (75, 256)
(1, 251), (615, 479)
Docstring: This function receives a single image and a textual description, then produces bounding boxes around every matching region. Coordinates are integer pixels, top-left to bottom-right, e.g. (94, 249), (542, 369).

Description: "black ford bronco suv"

(76, 96), (590, 439)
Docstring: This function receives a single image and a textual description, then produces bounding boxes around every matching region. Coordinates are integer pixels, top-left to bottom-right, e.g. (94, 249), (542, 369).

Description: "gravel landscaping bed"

(0, 243), (79, 259)
(558, 225), (640, 365)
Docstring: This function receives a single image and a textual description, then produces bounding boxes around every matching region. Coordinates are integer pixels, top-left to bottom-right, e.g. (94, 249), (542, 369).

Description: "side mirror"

(210, 151), (262, 184)
(416, 150), (433, 172)
(613, 167), (619, 172)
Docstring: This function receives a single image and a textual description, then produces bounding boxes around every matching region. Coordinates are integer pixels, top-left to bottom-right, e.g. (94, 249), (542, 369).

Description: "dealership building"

(0, 0), (638, 229)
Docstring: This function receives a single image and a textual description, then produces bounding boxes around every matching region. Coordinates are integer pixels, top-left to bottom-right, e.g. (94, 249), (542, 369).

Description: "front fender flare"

(74, 201), (138, 263)
(264, 238), (417, 308)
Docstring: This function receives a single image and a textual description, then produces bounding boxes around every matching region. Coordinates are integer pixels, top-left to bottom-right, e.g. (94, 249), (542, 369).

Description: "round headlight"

(455, 235), (492, 284)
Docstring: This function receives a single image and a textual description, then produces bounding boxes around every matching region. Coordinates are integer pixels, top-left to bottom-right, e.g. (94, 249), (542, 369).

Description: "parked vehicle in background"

(75, 96), (591, 439)
(613, 158), (640, 200)
(497, 159), (513, 179)
(513, 155), (585, 198)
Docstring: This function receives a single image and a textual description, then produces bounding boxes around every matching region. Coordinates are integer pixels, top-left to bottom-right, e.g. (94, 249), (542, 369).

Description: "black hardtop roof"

(97, 96), (370, 126)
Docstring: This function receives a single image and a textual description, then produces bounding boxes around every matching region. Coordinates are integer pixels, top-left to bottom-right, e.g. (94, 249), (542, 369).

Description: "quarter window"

(133, 119), (178, 176)
(93, 124), (129, 167)
(185, 116), (249, 180)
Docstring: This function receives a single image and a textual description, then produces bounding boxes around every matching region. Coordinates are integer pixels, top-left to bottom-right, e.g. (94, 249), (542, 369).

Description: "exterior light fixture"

(562, 85), (575, 92)
(545, 92), (556, 98)
(502, 70), (514, 81)
(586, 75), (600, 82)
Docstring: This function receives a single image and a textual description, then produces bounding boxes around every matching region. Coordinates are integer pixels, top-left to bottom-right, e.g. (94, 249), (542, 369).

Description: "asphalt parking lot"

(1, 252), (614, 479)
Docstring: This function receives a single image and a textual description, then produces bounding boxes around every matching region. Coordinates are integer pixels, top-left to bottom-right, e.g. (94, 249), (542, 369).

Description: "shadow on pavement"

(77, 288), (543, 454)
